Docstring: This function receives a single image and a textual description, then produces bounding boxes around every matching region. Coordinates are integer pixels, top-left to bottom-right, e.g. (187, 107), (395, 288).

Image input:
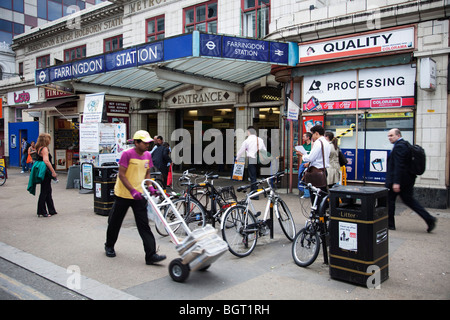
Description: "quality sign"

(299, 26), (414, 63)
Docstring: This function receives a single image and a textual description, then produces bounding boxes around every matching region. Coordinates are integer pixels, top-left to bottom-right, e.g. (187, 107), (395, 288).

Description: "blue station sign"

(36, 31), (297, 86)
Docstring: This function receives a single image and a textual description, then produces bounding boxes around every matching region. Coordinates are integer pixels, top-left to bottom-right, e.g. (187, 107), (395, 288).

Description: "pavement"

(0, 167), (449, 301)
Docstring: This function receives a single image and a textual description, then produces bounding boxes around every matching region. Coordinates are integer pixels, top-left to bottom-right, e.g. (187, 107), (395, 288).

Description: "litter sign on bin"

(339, 221), (357, 251)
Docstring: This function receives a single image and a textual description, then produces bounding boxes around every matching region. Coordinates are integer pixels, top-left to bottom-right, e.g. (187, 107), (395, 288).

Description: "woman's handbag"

(26, 153), (32, 164)
(338, 148), (348, 167)
(302, 140), (327, 188)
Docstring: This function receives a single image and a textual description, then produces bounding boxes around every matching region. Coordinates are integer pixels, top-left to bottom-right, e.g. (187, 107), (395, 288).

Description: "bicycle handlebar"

(236, 171), (284, 192)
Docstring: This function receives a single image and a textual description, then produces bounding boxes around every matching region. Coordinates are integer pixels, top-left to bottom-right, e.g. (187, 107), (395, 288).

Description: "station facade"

(0, 0), (448, 207)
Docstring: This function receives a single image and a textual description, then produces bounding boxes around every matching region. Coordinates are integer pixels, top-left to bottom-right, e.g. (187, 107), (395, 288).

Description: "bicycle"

(291, 183), (330, 267)
(220, 171), (296, 257)
(158, 170), (237, 238)
(0, 166), (6, 186)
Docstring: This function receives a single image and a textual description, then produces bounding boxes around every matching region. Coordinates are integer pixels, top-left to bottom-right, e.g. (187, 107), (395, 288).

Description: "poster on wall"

(302, 115), (324, 132)
(55, 149), (67, 170)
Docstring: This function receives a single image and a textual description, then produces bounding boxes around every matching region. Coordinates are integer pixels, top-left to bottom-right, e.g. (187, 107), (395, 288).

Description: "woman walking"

(35, 133), (58, 217)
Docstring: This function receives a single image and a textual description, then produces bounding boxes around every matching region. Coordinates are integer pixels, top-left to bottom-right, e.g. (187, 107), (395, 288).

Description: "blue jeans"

(21, 154), (28, 172)
(298, 163), (310, 197)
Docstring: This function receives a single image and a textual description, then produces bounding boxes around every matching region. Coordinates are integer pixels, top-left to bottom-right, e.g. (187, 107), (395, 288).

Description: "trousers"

(105, 196), (156, 260)
(388, 184), (434, 229)
(37, 173), (56, 215)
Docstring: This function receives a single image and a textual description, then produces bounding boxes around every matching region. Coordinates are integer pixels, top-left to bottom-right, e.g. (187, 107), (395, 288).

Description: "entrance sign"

(36, 31), (296, 86)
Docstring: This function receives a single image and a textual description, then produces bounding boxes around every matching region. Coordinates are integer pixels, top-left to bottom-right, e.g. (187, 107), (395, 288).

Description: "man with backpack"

(385, 128), (437, 232)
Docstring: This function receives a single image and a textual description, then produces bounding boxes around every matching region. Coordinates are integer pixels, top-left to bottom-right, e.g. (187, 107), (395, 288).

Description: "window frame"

(103, 34), (123, 53)
(36, 54), (51, 69)
(183, 0), (218, 34)
(64, 44), (86, 62)
(145, 15), (165, 42)
(241, 0), (270, 39)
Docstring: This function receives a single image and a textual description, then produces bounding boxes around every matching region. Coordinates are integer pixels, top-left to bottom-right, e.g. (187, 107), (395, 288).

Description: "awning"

(26, 97), (78, 111)
(35, 31), (298, 97)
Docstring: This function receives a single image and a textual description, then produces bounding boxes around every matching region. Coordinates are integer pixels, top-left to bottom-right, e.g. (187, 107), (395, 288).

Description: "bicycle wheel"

(164, 197), (206, 238)
(292, 226), (320, 267)
(0, 168), (5, 186)
(221, 205), (258, 258)
(275, 199), (296, 241)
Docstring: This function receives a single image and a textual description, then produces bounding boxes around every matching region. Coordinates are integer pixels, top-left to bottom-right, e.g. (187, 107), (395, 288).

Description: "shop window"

(146, 15), (165, 42)
(242, 0), (270, 38)
(322, 112), (414, 182)
(184, 0), (217, 34)
(64, 45), (86, 62)
(36, 55), (51, 69)
(104, 35), (123, 52)
(15, 107), (24, 122)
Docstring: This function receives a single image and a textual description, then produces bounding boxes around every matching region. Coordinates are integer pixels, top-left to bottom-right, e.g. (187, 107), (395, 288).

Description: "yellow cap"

(133, 130), (153, 143)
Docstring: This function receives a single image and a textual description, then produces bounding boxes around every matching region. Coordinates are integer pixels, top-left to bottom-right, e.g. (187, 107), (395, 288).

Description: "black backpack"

(405, 141), (426, 176)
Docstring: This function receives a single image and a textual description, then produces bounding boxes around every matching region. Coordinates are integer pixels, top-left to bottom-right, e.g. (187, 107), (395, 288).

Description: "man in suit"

(385, 128), (436, 232)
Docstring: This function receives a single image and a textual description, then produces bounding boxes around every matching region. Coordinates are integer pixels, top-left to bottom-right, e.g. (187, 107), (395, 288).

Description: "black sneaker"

(105, 246), (116, 257)
(146, 253), (166, 265)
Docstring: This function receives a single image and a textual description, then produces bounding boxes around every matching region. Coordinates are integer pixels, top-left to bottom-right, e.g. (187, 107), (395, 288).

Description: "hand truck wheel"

(169, 258), (190, 282)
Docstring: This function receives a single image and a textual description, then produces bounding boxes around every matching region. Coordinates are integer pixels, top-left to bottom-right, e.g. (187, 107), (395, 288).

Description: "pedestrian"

(298, 125), (330, 204)
(34, 133), (58, 217)
(151, 136), (172, 188)
(297, 132), (312, 198)
(21, 137), (30, 173)
(385, 128), (437, 232)
(236, 126), (267, 197)
(105, 130), (166, 265)
(324, 131), (340, 189)
(28, 141), (37, 167)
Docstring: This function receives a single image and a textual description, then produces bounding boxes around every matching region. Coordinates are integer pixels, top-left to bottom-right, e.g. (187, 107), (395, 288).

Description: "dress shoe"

(37, 213), (50, 217)
(146, 253), (166, 265)
(105, 246), (116, 257)
(427, 217), (437, 233)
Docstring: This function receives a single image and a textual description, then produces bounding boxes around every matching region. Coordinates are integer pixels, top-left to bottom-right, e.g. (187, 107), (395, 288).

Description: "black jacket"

(385, 139), (415, 188)
(152, 145), (171, 175)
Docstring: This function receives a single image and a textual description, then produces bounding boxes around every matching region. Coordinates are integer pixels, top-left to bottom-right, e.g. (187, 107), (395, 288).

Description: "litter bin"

(94, 164), (119, 216)
(329, 186), (389, 287)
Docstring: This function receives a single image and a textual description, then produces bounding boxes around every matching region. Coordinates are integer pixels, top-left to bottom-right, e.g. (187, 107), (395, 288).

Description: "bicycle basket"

(217, 186), (237, 209)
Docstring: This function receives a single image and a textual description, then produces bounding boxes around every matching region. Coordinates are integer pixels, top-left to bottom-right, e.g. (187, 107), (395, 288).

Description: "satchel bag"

(302, 140), (327, 188)
(256, 137), (272, 165)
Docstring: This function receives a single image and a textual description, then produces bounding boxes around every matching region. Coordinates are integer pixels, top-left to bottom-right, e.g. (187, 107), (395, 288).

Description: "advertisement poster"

(232, 158), (245, 181)
(55, 149), (67, 170)
(339, 221), (357, 251)
(302, 115), (324, 132)
(79, 123), (99, 153)
(83, 92), (105, 123)
(81, 163), (93, 190)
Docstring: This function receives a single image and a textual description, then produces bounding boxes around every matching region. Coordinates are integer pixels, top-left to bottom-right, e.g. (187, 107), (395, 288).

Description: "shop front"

(275, 26), (420, 191)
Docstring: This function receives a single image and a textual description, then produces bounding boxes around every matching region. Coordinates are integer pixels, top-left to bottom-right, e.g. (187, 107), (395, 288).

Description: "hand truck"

(142, 179), (228, 282)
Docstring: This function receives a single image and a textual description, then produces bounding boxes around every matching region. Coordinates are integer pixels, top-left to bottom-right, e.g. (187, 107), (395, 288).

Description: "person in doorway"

(151, 136), (172, 188)
(236, 126), (267, 197)
(105, 130), (166, 265)
(298, 125), (330, 204)
(324, 131), (340, 189)
(21, 137), (30, 173)
(28, 141), (37, 167)
(385, 128), (437, 232)
(35, 133), (58, 217)
(297, 132), (312, 198)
